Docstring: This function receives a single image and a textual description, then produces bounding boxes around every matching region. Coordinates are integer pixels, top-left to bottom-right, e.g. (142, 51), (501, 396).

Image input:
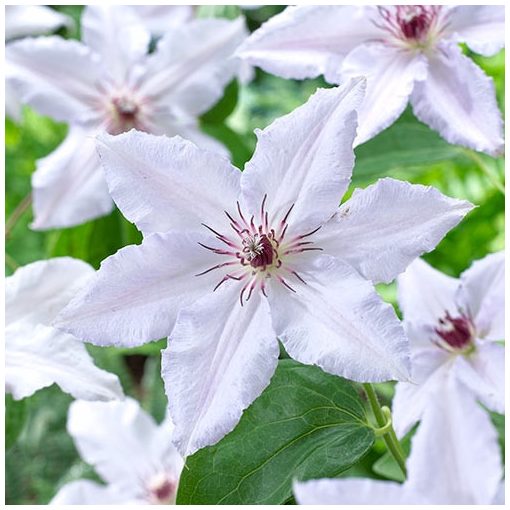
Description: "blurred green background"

(5, 5), (505, 504)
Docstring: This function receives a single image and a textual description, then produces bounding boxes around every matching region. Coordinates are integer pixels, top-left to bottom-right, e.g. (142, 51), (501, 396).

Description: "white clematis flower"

(238, 5), (504, 155)
(6, 5), (247, 230)
(50, 398), (183, 505)
(390, 253), (505, 503)
(5, 258), (123, 401)
(55, 79), (473, 457)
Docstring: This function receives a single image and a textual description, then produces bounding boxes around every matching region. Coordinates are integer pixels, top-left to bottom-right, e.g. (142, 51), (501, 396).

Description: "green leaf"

(6, 395), (28, 449)
(201, 80), (239, 124)
(177, 360), (375, 505)
(353, 112), (462, 185)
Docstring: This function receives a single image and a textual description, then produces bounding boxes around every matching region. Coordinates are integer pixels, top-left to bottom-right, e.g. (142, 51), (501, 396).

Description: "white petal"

(5, 5), (73, 40)
(67, 398), (159, 491)
(453, 342), (505, 414)
(268, 255), (410, 383)
(317, 178), (474, 284)
(237, 6), (382, 81)
(492, 482), (505, 505)
(31, 127), (114, 230)
(54, 230), (220, 347)
(6, 36), (102, 123)
(96, 130), (240, 235)
(140, 17), (247, 117)
(162, 282), (278, 457)
(241, 79), (365, 235)
(341, 43), (428, 146)
(411, 43), (504, 157)
(392, 350), (451, 437)
(6, 257), (94, 327)
(128, 5), (192, 36)
(6, 323), (123, 401)
(397, 258), (458, 327)
(406, 372), (503, 504)
(81, 6), (150, 82)
(456, 251), (504, 341)
(294, 478), (412, 505)
(50, 480), (127, 505)
(446, 6), (505, 57)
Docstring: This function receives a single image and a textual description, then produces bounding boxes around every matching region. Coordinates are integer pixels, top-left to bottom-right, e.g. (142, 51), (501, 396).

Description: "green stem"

(363, 383), (407, 479)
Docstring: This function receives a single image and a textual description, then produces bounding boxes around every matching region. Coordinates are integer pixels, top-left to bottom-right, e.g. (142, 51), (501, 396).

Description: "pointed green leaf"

(177, 360), (374, 504)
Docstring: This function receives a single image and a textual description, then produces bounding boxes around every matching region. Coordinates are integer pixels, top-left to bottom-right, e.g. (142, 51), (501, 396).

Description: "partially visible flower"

(5, 5), (73, 121)
(238, 5), (504, 155)
(50, 398), (183, 505)
(390, 253), (505, 503)
(5, 258), (123, 401)
(6, 5), (247, 229)
(55, 79), (473, 457)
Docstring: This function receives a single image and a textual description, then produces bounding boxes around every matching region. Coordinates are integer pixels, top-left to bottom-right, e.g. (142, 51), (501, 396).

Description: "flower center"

(146, 472), (177, 505)
(196, 195), (322, 305)
(374, 5), (446, 49)
(107, 95), (144, 135)
(434, 311), (475, 353)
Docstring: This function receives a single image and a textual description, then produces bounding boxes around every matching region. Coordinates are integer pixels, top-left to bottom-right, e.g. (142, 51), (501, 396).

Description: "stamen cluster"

(434, 310), (475, 353)
(197, 195), (322, 305)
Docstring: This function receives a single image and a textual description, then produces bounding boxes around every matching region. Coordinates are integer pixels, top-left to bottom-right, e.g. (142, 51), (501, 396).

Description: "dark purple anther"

(435, 311), (474, 351)
(250, 234), (274, 268)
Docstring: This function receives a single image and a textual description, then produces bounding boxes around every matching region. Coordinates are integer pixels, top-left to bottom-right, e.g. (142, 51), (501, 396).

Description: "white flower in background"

(50, 398), (183, 505)
(5, 5), (73, 121)
(390, 253), (505, 503)
(238, 5), (505, 155)
(6, 5), (247, 230)
(5, 258), (123, 401)
(55, 79), (473, 457)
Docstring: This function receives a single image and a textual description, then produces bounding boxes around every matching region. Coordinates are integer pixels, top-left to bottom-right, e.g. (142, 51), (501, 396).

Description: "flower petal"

(6, 5), (73, 40)
(50, 480), (127, 505)
(237, 6), (382, 81)
(140, 17), (247, 117)
(128, 5), (192, 36)
(31, 127), (114, 230)
(67, 398), (159, 491)
(456, 251), (504, 341)
(162, 282), (278, 457)
(341, 43), (428, 146)
(406, 372), (503, 504)
(397, 258), (458, 327)
(6, 36), (102, 123)
(54, 231), (220, 347)
(241, 78), (365, 234)
(81, 6), (150, 82)
(268, 255), (410, 383)
(453, 342), (505, 414)
(6, 257), (94, 327)
(392, 350), (451, 437)
(446, 6), (505, 57)
(317, 178), (474, 284)
(6, 323), (123, 401)
(411, 43), (504, 156)
(293, 478), (411, 505)
(96, 130), (240, 235)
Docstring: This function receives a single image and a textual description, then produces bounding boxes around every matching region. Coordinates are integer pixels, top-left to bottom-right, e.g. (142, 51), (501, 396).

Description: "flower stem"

(5, 193), (32, 239)
(363, 383), (407, 479)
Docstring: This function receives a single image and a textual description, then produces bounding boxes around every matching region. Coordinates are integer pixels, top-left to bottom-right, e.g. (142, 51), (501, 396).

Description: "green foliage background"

(5, 5), (505, 505)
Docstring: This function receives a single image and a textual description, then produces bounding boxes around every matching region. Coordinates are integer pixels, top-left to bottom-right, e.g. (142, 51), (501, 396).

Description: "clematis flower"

(55, 79), (473, 457)
(50, 398), (183, 505)
(389, 253), (505, 503)
(238, 5), (505, 155)
(6, 5), (247, 230)
(5, 258), (123, 401)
